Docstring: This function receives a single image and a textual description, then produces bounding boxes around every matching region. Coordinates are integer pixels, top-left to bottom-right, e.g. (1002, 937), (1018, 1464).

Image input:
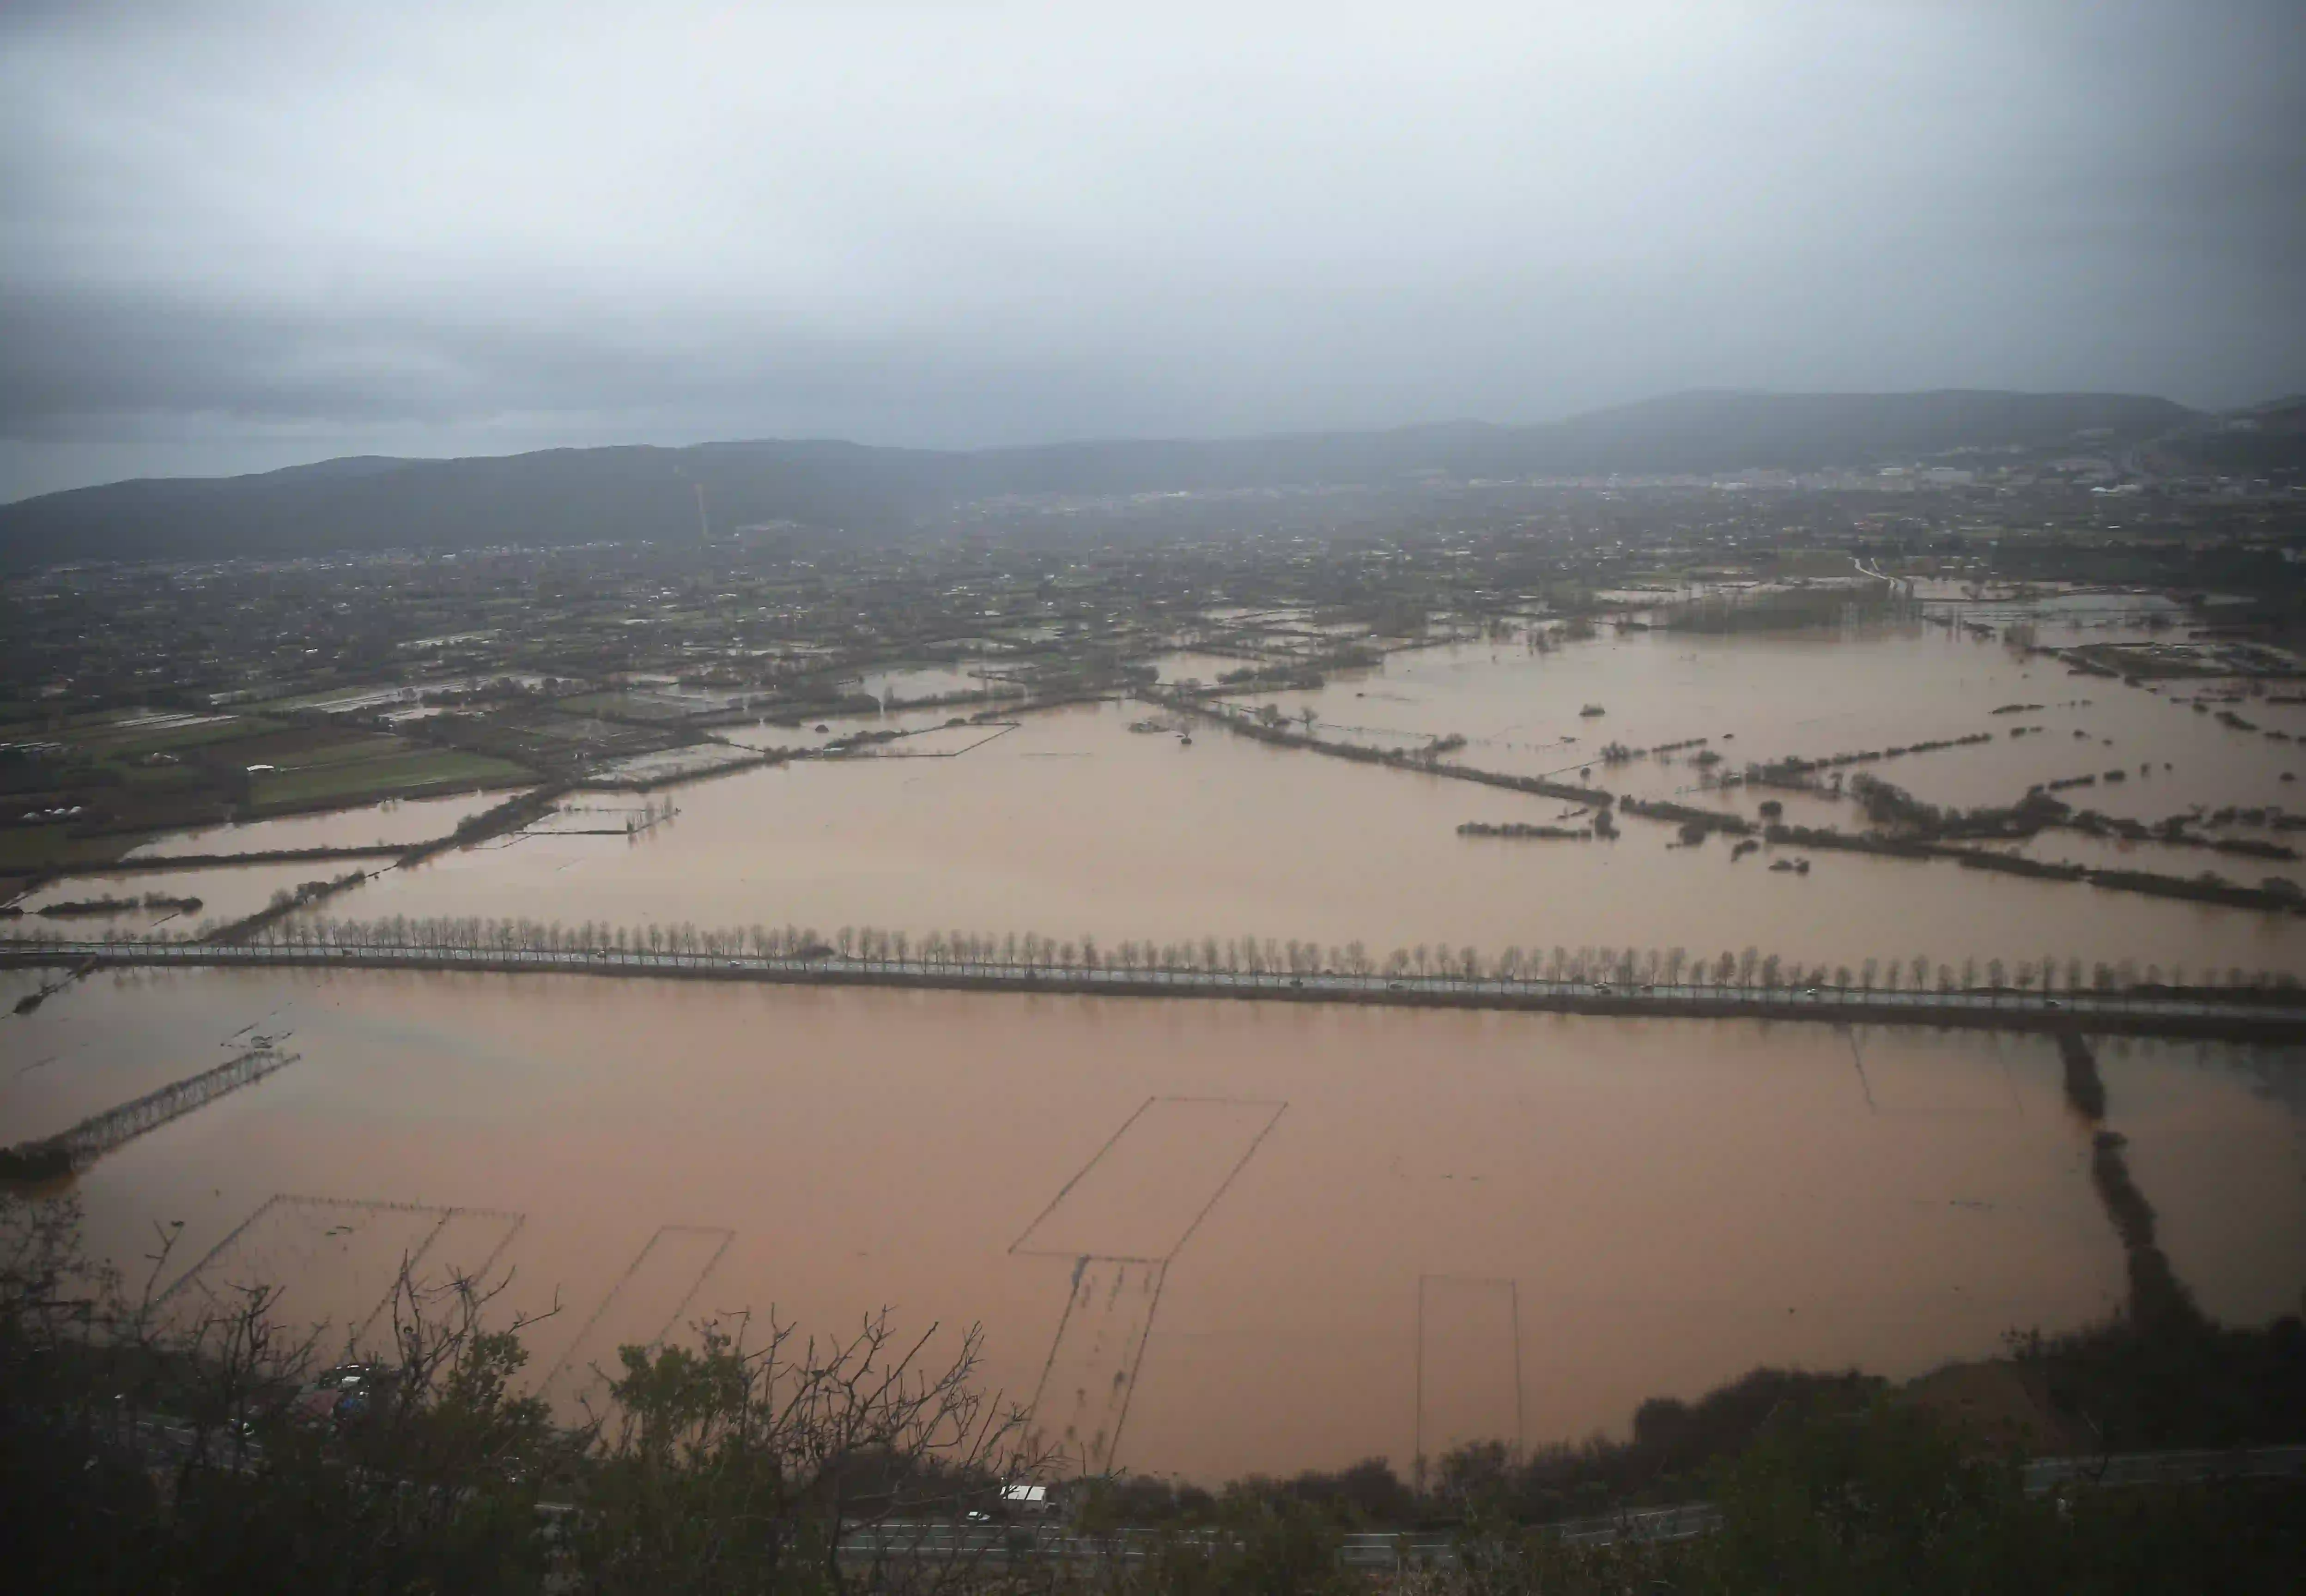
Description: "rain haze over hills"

(2, 0), (2302, 503)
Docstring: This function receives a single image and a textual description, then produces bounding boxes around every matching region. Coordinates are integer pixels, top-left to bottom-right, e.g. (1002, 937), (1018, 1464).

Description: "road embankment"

(8, 942), (2304, 1042)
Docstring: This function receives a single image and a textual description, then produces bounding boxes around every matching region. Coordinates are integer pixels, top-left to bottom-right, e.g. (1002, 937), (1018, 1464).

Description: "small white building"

(1001, 1483), (1055, 1515)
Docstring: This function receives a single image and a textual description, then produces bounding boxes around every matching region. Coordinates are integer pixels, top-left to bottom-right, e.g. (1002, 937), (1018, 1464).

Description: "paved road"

(832, 1507), (1716, 1567)
(9, 940), (2303, 1040)
(833, 1446), (2306, 1565)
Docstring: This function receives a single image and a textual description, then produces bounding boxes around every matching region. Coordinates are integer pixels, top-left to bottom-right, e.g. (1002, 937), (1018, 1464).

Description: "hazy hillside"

(1496, 389), (2197, 473)
(0, 390), (2206, 567)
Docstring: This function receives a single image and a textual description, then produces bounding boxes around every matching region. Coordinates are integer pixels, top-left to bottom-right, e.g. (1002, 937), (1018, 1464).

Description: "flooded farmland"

(121, 791), (512, 858)
(5, 966), (2300, 1482)
(8, 617), (2305, 1486)
(8, 859), (376, 938)
(292, 655), (2304, 981)
(1227, 629), (2306, 821)
(22, 624), (2299, 981)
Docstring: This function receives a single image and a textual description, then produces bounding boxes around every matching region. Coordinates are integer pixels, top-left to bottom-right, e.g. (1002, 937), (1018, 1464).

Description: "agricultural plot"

(1144, 651), (1279, 685)
(2, 707), (535, 849)
(577, 744), (759, 786)
(7, 858), (372, 937)
(540, 1224), (735, 1416)
(0, 825), (138, 873)
(1013, 1097), (1285, 1473)
(274, 684), (439, 714)
(828, 722), (1016, 759)
(248, 744), (530, 809)
(1415, 1275), (1524, 1468)
(523, 799), (668, 837)
(552, 690), (732, 723)
(48, 712), (274, 759)
(486, 712), (674, 773)
(1850, 1027), (2028, 1118)
(0, 713), (282, 856)
(1028, 1258), (1167, 1473)
(711, 707), (957, 752)
(1011, 1096), (1287, 1263)
(158, 1196), (524, 1358)
(850, 665), (1012, 703)
(0, 967), (47, 1010)
(123, 791), (507, 858)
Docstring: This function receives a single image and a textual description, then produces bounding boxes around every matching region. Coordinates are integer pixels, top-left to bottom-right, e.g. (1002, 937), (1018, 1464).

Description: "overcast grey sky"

(2, 0), (2300, 500)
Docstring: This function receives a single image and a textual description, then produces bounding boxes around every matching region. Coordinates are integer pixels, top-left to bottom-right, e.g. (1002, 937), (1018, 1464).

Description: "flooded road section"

(306, 693), (2303, 981)
(7, 967), (2300, 1481)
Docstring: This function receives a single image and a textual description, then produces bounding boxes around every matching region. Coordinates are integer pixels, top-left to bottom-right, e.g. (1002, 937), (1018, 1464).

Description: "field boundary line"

(1008, 1098), (1155, 1255)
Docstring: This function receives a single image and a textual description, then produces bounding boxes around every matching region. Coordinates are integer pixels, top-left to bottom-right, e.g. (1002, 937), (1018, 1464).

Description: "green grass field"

(255, 733), (413, 769)
(249, 749), (533, 809)
(62, 714), (286, 759)
(0, 825), (140, 875)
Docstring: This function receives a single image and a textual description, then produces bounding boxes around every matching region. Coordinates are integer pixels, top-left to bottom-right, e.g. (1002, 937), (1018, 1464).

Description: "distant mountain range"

(1, 388), (2282, 568)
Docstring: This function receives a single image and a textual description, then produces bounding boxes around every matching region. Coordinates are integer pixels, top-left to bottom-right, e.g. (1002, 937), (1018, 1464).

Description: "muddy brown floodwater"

(23, 628), (2302, 981)
(9, 859), (375, 939)
(9, 623), (2305, 1481)
(6, 967), (2300, 1482)
(302, 688), (2303, 980)
(1232, 630), (2306, 822)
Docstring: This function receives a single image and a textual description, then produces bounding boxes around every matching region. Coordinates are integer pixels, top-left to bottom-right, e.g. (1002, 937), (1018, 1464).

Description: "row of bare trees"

(16, 912), (2283, 995)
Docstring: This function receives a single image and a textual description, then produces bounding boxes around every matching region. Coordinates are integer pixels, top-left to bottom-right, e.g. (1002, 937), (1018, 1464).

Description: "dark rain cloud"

(2, 0), (2301, 499)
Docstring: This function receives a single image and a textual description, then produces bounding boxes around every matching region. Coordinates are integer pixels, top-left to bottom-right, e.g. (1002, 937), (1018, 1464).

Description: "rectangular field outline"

(1025, 1256), (1168, 1475)
(1414, 1272), (1525, 1478)
(1008, 1095), (1288, 1264)
(155, 1193), (526, 1351)
(351, 1207), (528, 1346)
(540, 1224), (736, 1400)
(1013, 1095), (1287, 1471)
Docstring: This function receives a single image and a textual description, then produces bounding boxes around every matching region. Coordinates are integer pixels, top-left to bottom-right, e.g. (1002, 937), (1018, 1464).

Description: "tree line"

(11, 911), (2294, 998)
